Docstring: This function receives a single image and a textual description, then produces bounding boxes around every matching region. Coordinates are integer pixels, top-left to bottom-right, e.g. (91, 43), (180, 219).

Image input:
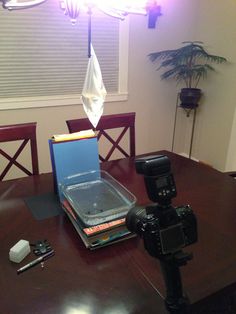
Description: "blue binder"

(49, 136), (100, 201)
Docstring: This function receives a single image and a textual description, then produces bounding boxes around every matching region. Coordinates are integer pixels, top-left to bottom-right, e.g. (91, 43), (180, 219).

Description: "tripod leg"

(160, 259), (190, 314)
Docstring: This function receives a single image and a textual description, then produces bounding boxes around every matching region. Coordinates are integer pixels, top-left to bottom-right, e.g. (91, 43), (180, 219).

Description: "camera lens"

(126, 206), (146, 235)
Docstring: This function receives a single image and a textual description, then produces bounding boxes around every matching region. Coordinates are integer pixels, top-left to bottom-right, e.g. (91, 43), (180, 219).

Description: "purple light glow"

(60, 0), (158, 24)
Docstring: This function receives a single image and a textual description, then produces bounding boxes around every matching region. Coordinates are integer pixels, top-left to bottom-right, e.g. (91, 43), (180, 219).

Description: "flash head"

(135, 155), (171, 177)
(135, 155), (176, 204)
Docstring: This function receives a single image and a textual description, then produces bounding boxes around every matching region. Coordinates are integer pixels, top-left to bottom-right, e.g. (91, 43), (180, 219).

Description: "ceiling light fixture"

(0, 0), (162, 28)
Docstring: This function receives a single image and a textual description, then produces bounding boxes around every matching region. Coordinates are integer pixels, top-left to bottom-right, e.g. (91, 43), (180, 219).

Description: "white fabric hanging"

(81, 45), (107, 128)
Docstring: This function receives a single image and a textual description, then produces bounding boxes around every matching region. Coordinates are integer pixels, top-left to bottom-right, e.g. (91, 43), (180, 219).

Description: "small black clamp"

(31, 240), (53, 256)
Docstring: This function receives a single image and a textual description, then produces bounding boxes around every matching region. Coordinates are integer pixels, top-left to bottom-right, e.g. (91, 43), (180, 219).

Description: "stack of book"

(62, 200), (135, 249)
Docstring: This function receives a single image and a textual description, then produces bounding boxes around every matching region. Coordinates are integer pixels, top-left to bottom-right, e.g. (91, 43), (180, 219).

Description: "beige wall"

(1, 0), (236, 179)
(188, 0), (236, 171)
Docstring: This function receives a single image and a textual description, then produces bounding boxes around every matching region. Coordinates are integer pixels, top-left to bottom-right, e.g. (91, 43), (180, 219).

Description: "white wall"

(185, 0), (236, 171)
(151, 0), (236, 172)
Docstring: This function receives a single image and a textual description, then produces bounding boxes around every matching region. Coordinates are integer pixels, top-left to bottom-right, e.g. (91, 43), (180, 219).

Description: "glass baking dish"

(61, 170), (136, 226)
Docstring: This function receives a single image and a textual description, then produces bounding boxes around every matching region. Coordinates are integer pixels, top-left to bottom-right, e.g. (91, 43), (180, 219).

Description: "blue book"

(49, 136), (100, 201)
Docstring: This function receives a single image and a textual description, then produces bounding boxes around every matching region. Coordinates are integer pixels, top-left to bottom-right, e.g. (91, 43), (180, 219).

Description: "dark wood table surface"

(1, 150), (236, 314)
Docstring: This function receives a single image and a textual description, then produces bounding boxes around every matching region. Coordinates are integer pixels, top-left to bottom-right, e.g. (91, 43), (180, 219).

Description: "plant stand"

(171, 94), (197, 159)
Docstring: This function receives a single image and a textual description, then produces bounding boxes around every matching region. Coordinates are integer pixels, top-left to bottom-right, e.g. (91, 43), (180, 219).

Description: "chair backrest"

(0, 122), (39, 180)
(66, 112), (136, 162)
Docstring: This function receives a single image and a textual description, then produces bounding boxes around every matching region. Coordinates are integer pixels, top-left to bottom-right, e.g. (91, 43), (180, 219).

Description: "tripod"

(126, 155), (198, 313)
(159, 251), (193, 314)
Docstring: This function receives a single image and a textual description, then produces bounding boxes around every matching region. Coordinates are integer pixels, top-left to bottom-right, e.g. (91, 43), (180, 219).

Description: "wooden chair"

(66, 112), (136, 162)
(0, 122), (39, 180)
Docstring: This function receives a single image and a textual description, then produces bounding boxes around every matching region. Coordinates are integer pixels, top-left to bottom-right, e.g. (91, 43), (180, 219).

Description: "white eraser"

(9, 240), (31, 263)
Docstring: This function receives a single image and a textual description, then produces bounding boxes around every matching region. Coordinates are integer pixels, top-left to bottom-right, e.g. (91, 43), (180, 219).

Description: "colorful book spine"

(83, 218), (126, 236)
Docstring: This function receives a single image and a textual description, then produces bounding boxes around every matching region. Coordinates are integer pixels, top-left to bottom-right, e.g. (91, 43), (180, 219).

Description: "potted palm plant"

(148, 41), (227, 109)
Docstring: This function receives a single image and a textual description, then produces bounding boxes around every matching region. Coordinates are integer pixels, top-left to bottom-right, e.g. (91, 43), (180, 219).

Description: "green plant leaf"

(148, 41), (227, 88)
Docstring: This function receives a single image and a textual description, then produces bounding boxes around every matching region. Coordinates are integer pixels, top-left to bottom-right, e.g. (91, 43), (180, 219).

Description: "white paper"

(81, 45), (107, 128)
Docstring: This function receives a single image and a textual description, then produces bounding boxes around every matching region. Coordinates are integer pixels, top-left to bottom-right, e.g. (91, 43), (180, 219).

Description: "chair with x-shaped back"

(66, 112), (136, 162)
(0, 122), (39, 180)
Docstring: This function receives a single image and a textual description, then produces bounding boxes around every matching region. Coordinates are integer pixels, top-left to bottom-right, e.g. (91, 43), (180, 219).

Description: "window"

(0, 2), (129, 109)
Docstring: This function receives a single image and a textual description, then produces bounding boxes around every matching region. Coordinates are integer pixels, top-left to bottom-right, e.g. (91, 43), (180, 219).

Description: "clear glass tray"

(61, 170), (136, 226)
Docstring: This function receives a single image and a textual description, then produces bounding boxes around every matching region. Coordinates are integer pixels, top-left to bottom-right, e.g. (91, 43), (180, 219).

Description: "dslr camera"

(126, 155), (197, 259)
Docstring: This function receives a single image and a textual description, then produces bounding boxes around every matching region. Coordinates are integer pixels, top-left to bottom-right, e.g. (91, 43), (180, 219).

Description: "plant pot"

(179, 88), (202, 109)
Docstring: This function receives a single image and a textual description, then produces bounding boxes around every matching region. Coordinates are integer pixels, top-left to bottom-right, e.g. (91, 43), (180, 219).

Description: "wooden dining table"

(1, 150), (236, 314)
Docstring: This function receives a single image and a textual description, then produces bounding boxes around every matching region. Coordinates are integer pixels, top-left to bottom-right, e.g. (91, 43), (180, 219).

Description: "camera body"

(126, 155), (197, 259)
